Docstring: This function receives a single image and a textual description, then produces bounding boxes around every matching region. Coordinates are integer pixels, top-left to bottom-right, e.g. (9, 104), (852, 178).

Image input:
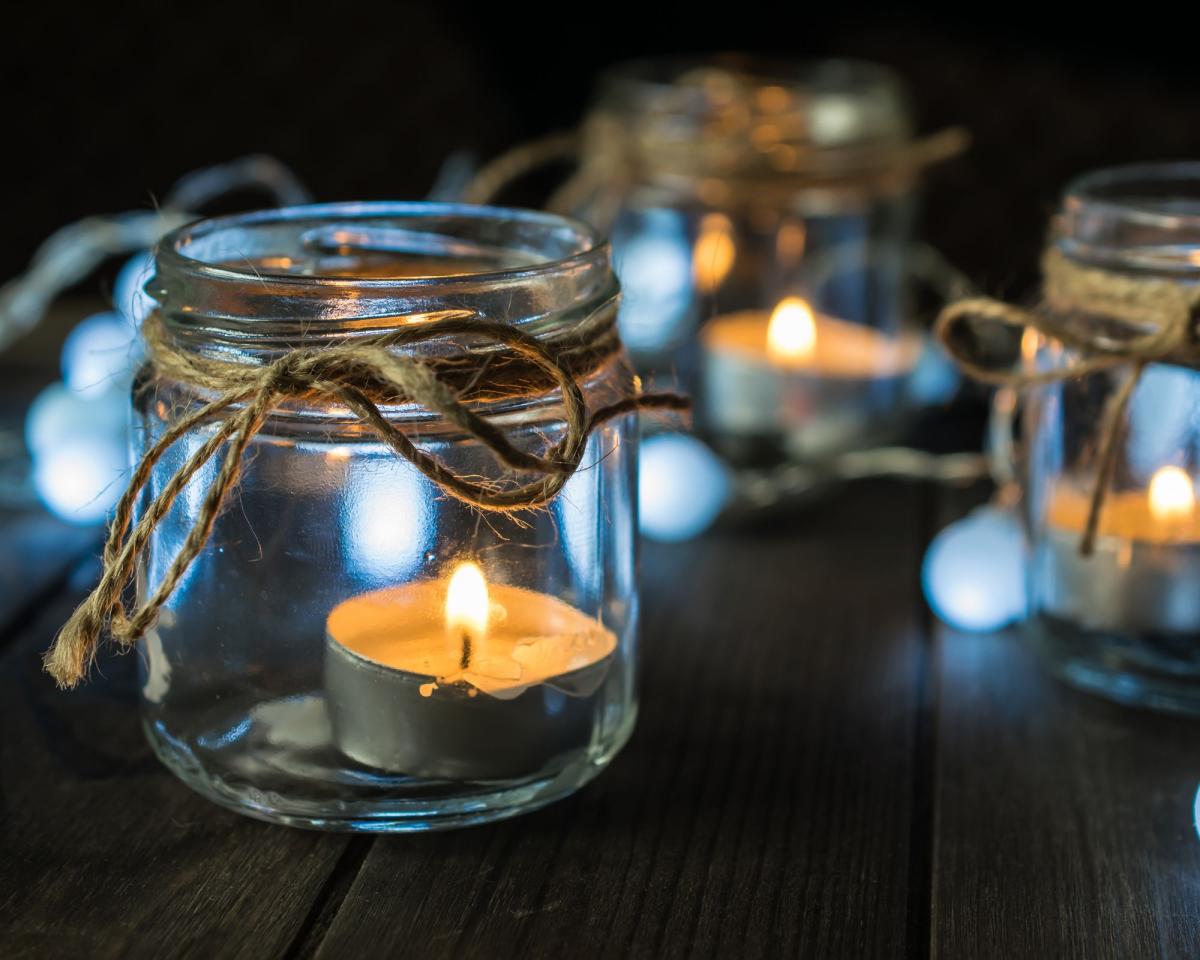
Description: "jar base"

(1030, 614), (1200, 716)
(143, 706), (635, 832)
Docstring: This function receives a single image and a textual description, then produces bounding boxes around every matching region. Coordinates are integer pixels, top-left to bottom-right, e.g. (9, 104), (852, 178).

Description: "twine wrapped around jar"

(462, 119), (969, 228)
(936, 247), (1200, 556)
(46, 303), (688, 688)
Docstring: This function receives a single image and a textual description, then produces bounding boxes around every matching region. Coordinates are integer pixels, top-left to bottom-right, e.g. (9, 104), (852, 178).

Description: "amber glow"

(1149, 466), (1195, 524)
(1020, 328), (1041, 365)
(766, 297), (817, 363)
(445, 561), (489, 660)
(692, 214), (736, 293)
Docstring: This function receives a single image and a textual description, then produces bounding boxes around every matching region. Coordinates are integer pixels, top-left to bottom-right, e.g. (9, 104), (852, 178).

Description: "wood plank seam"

(283, 835), (375, 959)
(906, 482), (939, 960)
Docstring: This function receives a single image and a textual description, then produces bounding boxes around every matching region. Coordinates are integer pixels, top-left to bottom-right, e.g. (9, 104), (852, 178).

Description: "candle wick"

(460, 631), (472, 671)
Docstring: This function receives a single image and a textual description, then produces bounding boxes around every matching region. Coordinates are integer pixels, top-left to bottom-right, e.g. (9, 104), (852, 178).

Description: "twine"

(46, 305), (688, 688)
(936, 247), (1200, 555)
(461, 119), (968, 222)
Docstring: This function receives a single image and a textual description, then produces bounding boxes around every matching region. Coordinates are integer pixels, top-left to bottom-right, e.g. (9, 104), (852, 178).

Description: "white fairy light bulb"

(922, 504), (1026, 632)
(32, 432), (127, 524)
(60, 312), (141, 398)
(638, 432), (731, 543)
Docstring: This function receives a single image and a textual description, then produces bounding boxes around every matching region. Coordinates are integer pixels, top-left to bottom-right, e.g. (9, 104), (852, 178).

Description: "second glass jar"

(574, 56), (955, 485)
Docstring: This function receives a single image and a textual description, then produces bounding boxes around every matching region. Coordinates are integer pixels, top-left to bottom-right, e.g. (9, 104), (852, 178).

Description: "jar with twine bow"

(936, 161), (1200, 715)
(54, 202), (686, 830)
(466, 56), (971, 531)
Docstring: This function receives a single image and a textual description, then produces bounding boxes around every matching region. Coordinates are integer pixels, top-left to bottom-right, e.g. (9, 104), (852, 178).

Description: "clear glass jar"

(1023, 162), (1200, 714)
(137, 203), (639, 830)
(575, 57), (955, 483)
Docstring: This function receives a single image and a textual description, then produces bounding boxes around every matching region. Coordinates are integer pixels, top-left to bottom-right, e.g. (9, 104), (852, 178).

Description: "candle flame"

(766, 297), (817, 363)
(446, 561), (489, 664)
(1149, 466), (1195, 524)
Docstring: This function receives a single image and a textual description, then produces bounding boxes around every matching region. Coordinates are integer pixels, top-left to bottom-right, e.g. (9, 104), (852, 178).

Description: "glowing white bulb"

(922, 505), (1026, 632)
(766, 297), (817, 363)
(114, 251), (156, 326)
(1127, 366), (1200, 478)
(342, 461), (432, 582)
(638, 433), (731, 543)
(61, 312), (140, 398)
(613, 209), (694, 354)
(32, 433), (127, 524)
(25, 381), (127, 456)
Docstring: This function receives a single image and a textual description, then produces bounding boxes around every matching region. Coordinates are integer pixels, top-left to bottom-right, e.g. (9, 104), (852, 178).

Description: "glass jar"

(137, 203), (639, 830)
(573, 57), (958, 498)
(1023, 163), (1200, 714)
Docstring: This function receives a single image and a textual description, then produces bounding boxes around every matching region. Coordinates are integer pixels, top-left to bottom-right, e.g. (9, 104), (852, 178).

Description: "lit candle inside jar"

(324, 561), (619, 781)
(700, 296), (922, 457)
(1036, 466), (1200, 634)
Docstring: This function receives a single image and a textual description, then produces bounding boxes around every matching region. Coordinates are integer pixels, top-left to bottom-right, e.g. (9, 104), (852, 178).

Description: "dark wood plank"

(309, 481), (933, 959)
(932, 490), (1200, 959)
(0, 509), (96, 634)
(0, 580), (356, 960)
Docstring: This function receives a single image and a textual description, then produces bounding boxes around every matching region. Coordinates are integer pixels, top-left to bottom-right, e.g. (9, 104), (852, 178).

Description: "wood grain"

(931, 489), (1200, 959)
(0, 584), (353, 960)
(309, 482), (933, 959)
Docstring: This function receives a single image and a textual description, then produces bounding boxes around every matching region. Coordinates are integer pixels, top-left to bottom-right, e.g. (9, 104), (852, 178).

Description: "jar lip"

(156, 201), (609, 288)
(599, 54), (905, 103)
(595, 54), (911, 149)
(1063, 161), (1200, 227)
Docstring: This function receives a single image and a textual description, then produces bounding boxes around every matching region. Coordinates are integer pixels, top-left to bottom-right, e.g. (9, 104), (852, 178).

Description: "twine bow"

(936, 247), (1200, 555)
(46, 305), (688, 688)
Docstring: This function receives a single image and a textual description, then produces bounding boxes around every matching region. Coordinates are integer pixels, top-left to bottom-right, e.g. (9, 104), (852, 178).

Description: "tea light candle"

(1034, 466), (1200, 634)
(700, 297), (922, 456)
(324, 561), (618, 781)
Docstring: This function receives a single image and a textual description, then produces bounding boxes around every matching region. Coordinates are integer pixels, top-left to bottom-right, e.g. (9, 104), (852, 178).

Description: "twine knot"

(46, 303), (688, 688)
(936, 247), (1200, 555)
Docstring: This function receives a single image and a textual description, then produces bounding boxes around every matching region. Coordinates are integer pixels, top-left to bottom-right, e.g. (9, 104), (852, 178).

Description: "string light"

(4, 155), (311, 526)
(922, 504), (1026, 632)
(60, 312), (141, 398)
(639, 432), (730, 542)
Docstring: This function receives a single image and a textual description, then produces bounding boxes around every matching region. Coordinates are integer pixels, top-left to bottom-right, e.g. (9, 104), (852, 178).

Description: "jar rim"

(595, 54), (912, 149)
(156, 201), (609, 289)
(148, 201), (619, 364)
(1063, 161), (1200, 228)
(1058, 162), (1200, 273)
(599, 54), (905, 106)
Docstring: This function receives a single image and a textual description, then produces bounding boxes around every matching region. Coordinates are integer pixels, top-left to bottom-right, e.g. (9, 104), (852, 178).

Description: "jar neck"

(149, 203), (617, 363)
(588, 56), (913, 190)
(1055, 162), (1200, 278)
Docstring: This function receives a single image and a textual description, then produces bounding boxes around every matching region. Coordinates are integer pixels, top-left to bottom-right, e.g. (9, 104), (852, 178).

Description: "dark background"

(5, 1), (1200, 299)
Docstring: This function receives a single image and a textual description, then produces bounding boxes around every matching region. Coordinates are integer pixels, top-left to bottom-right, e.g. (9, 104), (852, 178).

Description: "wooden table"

(3, 472), (1200, 958)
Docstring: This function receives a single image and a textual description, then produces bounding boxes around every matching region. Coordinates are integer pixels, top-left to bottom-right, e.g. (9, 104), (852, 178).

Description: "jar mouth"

(1059, 162), (1200, 272)
(596, 54), (912, 150)
(149, 202), (618, 357)
(157, 201), (607, 288)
